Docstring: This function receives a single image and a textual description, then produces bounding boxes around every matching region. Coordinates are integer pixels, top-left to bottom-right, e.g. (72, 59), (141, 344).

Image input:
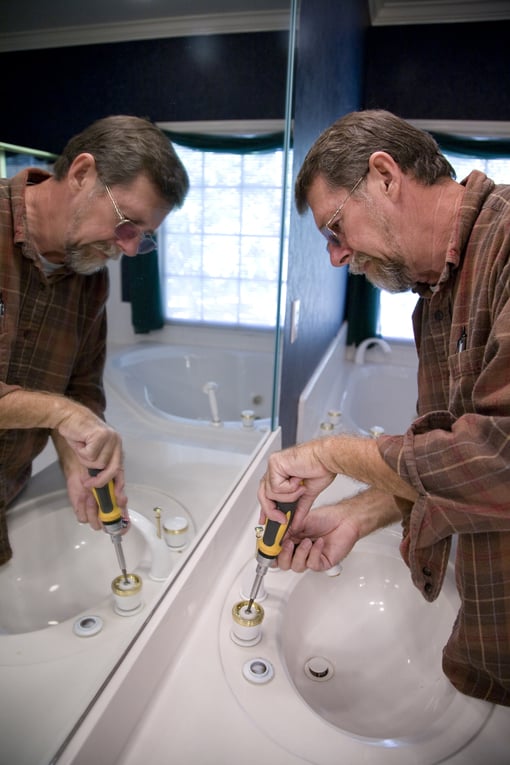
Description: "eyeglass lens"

(320, 173), (366, 248)
(320, 227), (341, 246)
(115, 221), (156, 254)
(136, 235), (157, 255)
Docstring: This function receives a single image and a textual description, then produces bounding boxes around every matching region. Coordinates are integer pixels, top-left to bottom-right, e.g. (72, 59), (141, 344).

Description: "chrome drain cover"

(304, 656), (334, 681)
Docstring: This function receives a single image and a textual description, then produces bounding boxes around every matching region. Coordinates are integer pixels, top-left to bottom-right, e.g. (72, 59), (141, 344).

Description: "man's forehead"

(307, 176), (343, 219)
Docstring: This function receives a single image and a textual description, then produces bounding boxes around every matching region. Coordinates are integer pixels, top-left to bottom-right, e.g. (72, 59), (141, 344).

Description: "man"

(258, 109), (510, 706)
(0, 115), (189, 565)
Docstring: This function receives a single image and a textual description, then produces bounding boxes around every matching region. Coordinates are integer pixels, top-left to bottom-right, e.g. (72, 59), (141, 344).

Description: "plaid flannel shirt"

(0, 169), (108, 564)
(378, 171), (510, 705)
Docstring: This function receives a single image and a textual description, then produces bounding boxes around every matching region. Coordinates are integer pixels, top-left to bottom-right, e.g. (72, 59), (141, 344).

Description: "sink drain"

(304, 656), (334, 681)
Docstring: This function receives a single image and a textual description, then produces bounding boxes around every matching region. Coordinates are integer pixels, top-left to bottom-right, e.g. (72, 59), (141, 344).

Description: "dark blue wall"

(0, 31), (289, 153)
(364, 21), (510, 120)
(278, 0), (369, 446)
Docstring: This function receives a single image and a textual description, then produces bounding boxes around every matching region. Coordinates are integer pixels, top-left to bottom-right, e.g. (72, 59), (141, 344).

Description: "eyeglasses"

(103, 183), (157, 255)
(319, 174), (365, 247)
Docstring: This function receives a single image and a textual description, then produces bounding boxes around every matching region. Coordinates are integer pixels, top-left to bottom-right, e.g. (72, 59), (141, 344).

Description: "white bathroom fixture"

(202, 380), (222, 425)
(218, 522), (494, 765)
(340, 362), (418, 435)
(52, 466), (508, 765)
(1, 428), (265, 765)
(104, 341), (272, 430)
(354, 336), (392, 365)
(0, 480), (196, 635)
(281, 542), (469, 741)
(0, 489), (146, 634)
(111, 573), (144, 616)
(129, 509), (185, 580)
(162, 514), (190, 549)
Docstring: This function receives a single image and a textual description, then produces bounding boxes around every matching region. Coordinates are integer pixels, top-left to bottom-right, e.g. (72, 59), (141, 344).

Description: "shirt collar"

(12, 168), (73, 278)
(12, 168), (51, 257)
(412, 170), (495, 299)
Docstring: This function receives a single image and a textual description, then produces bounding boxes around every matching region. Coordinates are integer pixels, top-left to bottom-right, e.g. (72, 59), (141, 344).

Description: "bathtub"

(104, 342), (274, 430)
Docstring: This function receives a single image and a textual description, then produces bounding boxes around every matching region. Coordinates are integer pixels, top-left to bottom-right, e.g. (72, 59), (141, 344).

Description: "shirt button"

(424, 582), (433, 594)
(422, 566), (432, 577)
(434, 310), (443, 321)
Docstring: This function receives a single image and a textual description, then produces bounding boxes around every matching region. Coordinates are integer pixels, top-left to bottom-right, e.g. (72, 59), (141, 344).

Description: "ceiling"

(0, 0), (509, 51)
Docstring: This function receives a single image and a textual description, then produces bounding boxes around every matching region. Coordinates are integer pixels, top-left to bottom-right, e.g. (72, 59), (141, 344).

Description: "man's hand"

(277, 502), (360, 572)
(65, 469), (104, 529)
(52, 430), (129, 532)
(257, 434), (417, 529)
(65, 467), (129, 531)
(257, 441), (337, 526)
(55, 404), (123, 485)
(276, 488), (403, 573)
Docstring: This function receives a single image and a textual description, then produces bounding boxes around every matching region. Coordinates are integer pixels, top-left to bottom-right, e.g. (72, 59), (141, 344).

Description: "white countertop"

(58, 453), (510, 765)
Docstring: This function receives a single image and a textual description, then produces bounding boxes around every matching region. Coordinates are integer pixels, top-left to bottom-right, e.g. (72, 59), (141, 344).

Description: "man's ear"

(367, 150), (401, 197)
(67, 152), (97, 192)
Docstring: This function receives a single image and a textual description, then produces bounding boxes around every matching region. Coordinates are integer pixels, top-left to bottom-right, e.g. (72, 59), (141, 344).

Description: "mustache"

(349, 253), (370, 273)
(65, 243), (121, 275)
(349, 252), (414, 293)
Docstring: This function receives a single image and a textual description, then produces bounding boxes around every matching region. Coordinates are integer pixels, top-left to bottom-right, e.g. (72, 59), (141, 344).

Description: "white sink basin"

(281, 545), (462, 740)
(1, 490), (146, 634)
(340, 363), (417, 435)
(220, 528), (492, 765)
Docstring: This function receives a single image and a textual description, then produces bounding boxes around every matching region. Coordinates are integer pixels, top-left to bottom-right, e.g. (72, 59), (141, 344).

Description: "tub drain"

(304, 656), (334, 681)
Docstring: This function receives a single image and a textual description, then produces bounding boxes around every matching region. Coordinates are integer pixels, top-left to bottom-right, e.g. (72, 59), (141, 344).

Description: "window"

(160, 137), (510, 339)
(159, 143), (289, 328)
(378, 151), (510, 341)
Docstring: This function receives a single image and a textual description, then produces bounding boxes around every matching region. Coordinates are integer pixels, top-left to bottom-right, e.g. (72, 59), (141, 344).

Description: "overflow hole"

(242, 657), (274, 684)
(73, 615), (103, 637)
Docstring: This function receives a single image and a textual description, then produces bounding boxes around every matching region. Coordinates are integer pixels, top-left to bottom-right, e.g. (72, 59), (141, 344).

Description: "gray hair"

(53, 115), (189, 209)
(295, 109), (455, 214)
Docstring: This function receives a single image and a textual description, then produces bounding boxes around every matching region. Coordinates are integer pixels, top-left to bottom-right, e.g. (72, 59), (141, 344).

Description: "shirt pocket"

(448, 344), (485, 416)
(0, 293), (5, 337)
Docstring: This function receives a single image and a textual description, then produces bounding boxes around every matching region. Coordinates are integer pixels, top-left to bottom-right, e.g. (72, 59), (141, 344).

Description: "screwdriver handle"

(258, 501), (298, 560)
(88, 468), (122, 526)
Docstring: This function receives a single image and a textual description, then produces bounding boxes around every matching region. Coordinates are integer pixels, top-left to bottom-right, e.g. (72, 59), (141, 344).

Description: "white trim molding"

(157, 119), (286, 135)
(409, 120), (510, 138)
(0, 10), (290, 53)
(370, 0), (510, 25)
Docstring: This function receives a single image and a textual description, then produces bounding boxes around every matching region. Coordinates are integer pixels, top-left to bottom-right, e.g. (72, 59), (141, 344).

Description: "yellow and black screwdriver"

(245, 500), (298, 613)
(88, 468), (129, 583)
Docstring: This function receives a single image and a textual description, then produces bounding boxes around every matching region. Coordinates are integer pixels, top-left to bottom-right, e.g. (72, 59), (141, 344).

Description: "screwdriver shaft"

(113, 536), (128, 582)
(246, 574), (263, 613)
(246, 561), (268, 613)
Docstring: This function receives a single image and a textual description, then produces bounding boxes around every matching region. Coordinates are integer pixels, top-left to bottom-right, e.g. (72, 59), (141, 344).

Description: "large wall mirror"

(0, 2), (296, 763)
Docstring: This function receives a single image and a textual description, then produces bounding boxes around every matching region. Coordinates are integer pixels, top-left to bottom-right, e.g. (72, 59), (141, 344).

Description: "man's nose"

(114, 236), (140, 257)
(327, 241), (352, 268)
